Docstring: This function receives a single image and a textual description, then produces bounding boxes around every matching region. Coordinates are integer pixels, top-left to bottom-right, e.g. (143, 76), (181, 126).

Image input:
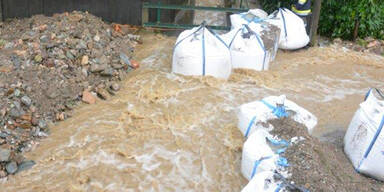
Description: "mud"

(0, 32), (383, 191)
(270, 118), (383, 192)
(259, 22), (280, 51)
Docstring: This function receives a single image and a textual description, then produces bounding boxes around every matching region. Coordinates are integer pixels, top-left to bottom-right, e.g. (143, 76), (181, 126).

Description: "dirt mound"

(269, 118), (384, 192)
(0, 11), (140, 177)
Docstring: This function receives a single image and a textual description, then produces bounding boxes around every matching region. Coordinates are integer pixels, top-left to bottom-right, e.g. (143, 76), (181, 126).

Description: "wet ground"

(1, 32), (384, 191)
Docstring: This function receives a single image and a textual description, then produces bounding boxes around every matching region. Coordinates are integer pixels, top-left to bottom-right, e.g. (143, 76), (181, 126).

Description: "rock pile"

(0, 11), (140, 177)
(330, 37), (384, 56)
(269, 118), (383, 191)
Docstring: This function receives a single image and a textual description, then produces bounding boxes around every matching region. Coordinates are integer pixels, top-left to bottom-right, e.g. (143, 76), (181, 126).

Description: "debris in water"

(82, 90), (96, 104)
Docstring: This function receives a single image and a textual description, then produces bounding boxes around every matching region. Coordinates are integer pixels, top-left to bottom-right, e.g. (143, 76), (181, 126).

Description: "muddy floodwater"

(1, 32), (384, 191)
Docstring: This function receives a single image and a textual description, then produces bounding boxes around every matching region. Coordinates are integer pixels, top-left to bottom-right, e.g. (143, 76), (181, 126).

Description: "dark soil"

(259, 22), (281, 51)
(269, 118), (384, 192)
(0, 11), (140, 177)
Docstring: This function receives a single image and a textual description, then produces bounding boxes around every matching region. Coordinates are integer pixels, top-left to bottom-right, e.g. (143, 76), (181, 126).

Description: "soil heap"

(0, 11), (140, 177)
(269, 118), (383, 192)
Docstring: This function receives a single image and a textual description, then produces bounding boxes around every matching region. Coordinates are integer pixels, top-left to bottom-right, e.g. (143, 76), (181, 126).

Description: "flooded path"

(1, 32), (384, 191)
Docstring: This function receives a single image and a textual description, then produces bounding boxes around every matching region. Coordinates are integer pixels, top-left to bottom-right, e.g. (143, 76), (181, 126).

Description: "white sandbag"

(344, 88), (384, 181)
(241, 129), (280, 180)
(266, 8), (309, 50)
(237, 95), (317, 137)
(172, 25), (232, 79)
(221, 23), (280, 70)
(230, 9), (268, 29)
(226, 25), (269, 71)
(247, 22), (280, 63)
(241, 171), (281, 192)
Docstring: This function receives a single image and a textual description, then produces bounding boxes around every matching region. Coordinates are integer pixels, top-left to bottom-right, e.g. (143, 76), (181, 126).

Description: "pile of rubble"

(269, 118), (384, 191)
(329, 37), (384, 56)
(0, 11), (140, 177)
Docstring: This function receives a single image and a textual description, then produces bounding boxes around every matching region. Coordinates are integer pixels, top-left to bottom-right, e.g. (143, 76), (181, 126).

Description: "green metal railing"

(142, 2), (249, 30)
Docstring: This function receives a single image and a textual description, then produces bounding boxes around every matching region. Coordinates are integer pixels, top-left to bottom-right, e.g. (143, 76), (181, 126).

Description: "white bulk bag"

(237, 95), (317, 137)
(226, 25), (269, 71)
(241, 129), (280, 180)
(241, 171), (281, 192)
(344, 88), (384, 181)
(172, 25), (232, 79)
(230, 9), (268, 29)
(247, 22), (280, 63)
(266, 8), (309, 50)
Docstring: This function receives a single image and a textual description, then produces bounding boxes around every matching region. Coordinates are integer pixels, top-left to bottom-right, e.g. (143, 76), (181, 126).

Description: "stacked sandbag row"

(236, 95), (317, 191)
(172, 22), (275, 79)
(172, 8), (309, 79)
(344, 88), (384, 181)
(231, 8), (310, 50)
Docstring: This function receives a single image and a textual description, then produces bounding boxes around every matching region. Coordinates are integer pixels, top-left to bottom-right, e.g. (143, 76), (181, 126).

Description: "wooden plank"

(310, 0), (322, 46)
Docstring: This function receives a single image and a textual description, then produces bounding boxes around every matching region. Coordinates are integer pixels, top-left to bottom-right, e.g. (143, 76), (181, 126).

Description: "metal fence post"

(0, 0), (3, 21)
(157, 1), (161, 23)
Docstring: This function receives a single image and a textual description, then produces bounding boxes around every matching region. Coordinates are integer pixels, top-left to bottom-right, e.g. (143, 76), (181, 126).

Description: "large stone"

(38, 119), (48, 130)
(101, 68), (114, 76)
(99, 55), (109, 64)
(76, 40), (87, 49)
(5, 161), (18, 174)
(89, 64), (107, 73)
(0, 170), (7, 178)
(66, 50), (75, 60)
(81, 55), (89, 65)
(0, 147), (11, 162)
(110, 82), (120, 91)
(93, 35), (100, 42)
(130, 60), (140, 69)
(82, 90), (96, 104)
(81, 68), (88, 77)
(119, 52), (131, 65)
(34, 54), (43, 63)
(333, 38), (342, 44)
(40, 35), (49, 43)
(13, 89), (21, 97)
(16, 160), (35, 173)
(96, 88), (110, 100)
(9, 107), (25, 119)
(111, 63), (123, 69)
(13, 101), (21, 110)
(0, 132), (7, 138)
(21, 96), (32, 106)
(367, 40), (379, 48)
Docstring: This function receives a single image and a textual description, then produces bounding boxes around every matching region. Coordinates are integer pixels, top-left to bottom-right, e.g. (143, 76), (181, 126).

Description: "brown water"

(1, 32), (384, 191)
